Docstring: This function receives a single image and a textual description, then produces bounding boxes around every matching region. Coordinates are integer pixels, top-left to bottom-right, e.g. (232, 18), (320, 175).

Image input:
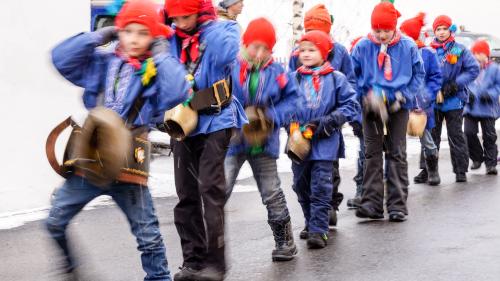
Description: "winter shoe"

(425, 154), (441, 186)
(307, 233), (328, 249)
(195, 267), (225, 281)
(389, 211), (407, 222)
(269, 220), (298, 261)
(486, 166), (498, 175)
(355, 205), (384, 219)
(328, 209), (337, 226)
(299, 226), (308, 240)
(174, 266), (202, 281)
(347, 197), (361, 208)
(471, 161), (482, 170)
(456, 173), (467, 182)
(413, 169), (428, 184)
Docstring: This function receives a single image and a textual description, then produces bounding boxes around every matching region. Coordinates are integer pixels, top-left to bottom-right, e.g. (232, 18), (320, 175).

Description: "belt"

(189, 79), (232, 114)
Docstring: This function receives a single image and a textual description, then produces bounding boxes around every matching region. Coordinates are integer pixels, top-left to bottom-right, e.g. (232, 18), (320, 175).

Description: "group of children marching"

(45, 0), (499, 280)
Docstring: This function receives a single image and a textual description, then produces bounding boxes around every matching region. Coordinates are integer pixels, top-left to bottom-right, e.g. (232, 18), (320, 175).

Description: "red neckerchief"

(297, 62), (335, 92)
(238, 56), (274, 85)
(430, 35), (455, 50)
(176, 29), (201, 64)
(481, 60), (492, 70)
(367, 31), (401, 81)
(115, 46), (151, 70)
(416, 39), (426, 49)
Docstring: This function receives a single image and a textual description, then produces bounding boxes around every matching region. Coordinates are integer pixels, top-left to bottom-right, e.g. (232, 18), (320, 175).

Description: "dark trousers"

(172, 129), (231, 272)
(331, 160), (343, 210)
(432, 109), (469, 174)
(292, 160), (334, 234)
(361, 109), (409, 215)
(352, 121), (365, 190)
(464, 116), (498, 168)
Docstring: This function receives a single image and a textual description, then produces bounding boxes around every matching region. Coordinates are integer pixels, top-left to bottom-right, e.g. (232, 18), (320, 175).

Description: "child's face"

(372, 29), (395, 44)
(434, 26), (451, 42)
(227, 1), (244, 16)
(298, 41), (324, 68)
(119, 23), (154, 57)
(473, 52), (489, 64)
(172, 14), (198, 33)
(246, 42), (271, 65)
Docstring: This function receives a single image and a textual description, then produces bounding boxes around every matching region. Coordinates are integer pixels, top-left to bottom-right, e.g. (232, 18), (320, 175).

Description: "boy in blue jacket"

(164, 0), (247, 280)
(288, 4), (361, 223)
(430, 15), (480, 182)
(400, 13), (444, 186)
(290, 30), (359, 249)
(225, 18), (298, 262)
(352, 2), (425, 222)
(47, 1), (190, 280)
(464, 40), (500, 175)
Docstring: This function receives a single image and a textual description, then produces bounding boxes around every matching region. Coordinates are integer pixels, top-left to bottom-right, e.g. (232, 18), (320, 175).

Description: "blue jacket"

(433, 40), (480, 112)
(292, 70), (360, 161)
(415, 47), (443, 129)
(51, 32), (190, 127)
(351, 36), (425, 110)
(464, 63), (500, 119)
(169, 20), (247, 136)
(228, 59), (299, 159)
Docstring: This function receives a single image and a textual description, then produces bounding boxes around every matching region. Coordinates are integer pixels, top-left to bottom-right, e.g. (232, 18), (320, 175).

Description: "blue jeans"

(418, 129), (439, 169)
(225, 153), (290, 222)
(292, 160), (333, 234)
(46, 176), (171, 281)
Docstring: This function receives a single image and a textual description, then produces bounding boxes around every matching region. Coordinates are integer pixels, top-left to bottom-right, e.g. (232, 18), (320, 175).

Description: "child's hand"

(95, 26), (117, 45)
(151, 37), (169, 57)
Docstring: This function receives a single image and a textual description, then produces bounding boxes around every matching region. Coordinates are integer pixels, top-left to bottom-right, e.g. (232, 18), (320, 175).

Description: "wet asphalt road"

(1, 146), (500, 281)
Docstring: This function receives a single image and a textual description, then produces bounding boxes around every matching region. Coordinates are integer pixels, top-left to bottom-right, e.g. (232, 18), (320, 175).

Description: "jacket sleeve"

(271, 72), (301, 128)
(210, 22), (240, 68)
(51, 32), (109, 89)
(321, 73), (361, 129)
(288, 51), (299, 71)
(152, 51), (190, 119)
(351, 44), (368, 98)
(425, 50), (443, 101)
(487, 64), (500, 100)
(400, 45), (425, 100)
(456, 48), (480, 88)
(338, 46), (357, 90)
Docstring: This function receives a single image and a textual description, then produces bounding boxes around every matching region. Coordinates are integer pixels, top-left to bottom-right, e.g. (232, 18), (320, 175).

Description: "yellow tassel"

(142, 58), (157, 86)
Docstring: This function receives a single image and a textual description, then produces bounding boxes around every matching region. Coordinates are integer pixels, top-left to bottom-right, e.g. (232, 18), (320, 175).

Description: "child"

(291, 30), (359, 248)
(400, 13), (443, 186)
(225, 17), (298, 261)
(164, 0), (247, 280)
(464, 40), (500, 175)
(351, 2), (425, 222)
(47, 0), (190, 280)
(430, 15), (480, 182)
(288, 3), (360, 226)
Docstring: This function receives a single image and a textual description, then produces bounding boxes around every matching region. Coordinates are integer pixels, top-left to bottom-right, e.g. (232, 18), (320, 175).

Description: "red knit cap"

(400, 12), (426, 41)
(165, 0), (200, 17)
(242, 18), (276, 50)
(471, 40), (491, 57)
(304, 4), (332, 34)
(115, 0), (172, 37)
(371, 2), (401, 31)
(299, 30), (333, 60)
(432, 15), (452, 31)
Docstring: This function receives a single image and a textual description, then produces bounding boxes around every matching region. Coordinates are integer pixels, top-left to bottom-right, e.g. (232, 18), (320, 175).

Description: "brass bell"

(163, 104), (198, 141)
(242, 106), (274, 147)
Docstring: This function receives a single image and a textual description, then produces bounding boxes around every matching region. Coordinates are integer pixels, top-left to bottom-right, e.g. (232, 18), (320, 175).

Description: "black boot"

(54, 237), (76, 274)
(413, 169), (428, 184)
(426, 154), (441, 186)
(456, 173), (467, 182)
(307, 233), (328, 249)
(269, 219), (298, 261)
(328, 209), (337, 226)
(347, 184), (363, 209)
(486, 166), (498, 175)
(174, 266), (201, 281)
(471, 161), (482, 170)
(299, 226), (308, 240)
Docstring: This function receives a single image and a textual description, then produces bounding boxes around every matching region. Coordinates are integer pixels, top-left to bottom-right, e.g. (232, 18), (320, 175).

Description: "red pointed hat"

(371, 2), (401, 30)
(304, 4), (332, 34)
(471, 40), (491, 57)
(165, 0), (200, 17)
(400, 12), (426, 41)
(115, 0), (172, 37)
(299, 30), (333, 60)
(242, 18), (277, 50)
